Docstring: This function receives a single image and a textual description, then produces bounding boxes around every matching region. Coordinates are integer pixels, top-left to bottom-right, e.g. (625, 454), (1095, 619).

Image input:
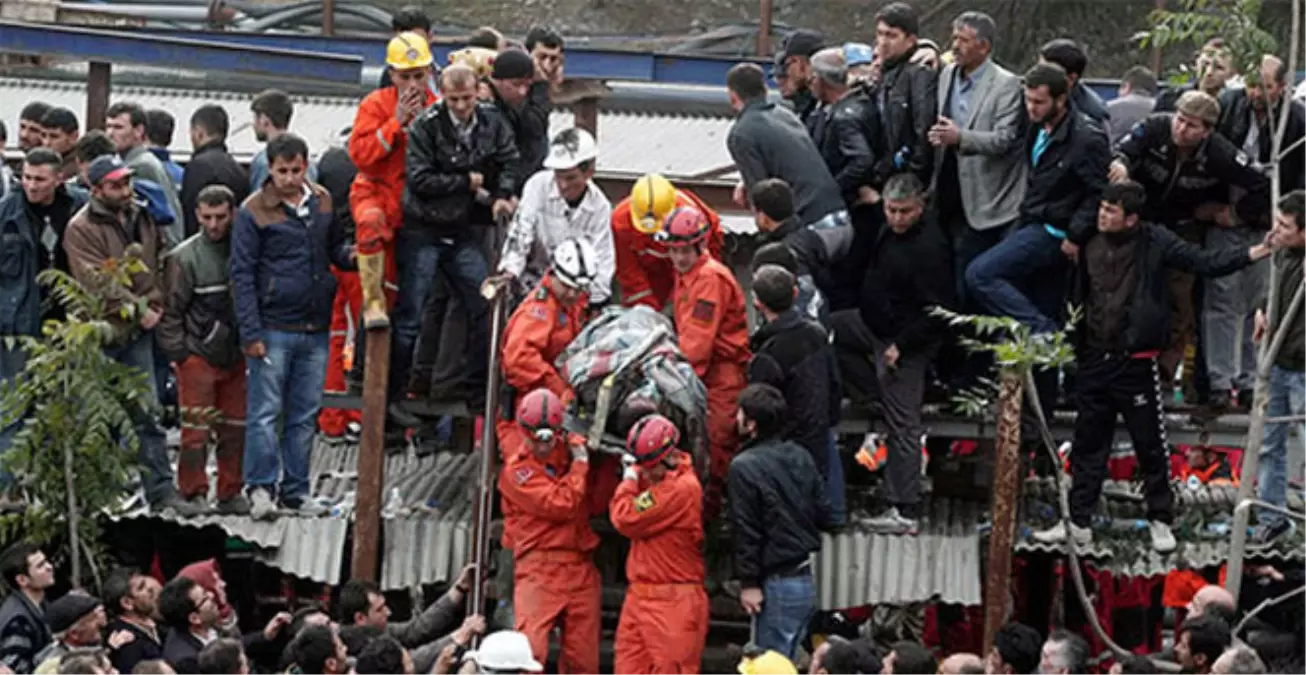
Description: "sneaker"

(153, 493), (204, 519)
(1032, 521), (1093, 547)
(1236, 389), (1255, 411)
(344, 422), (362, 444)
(249, 488), (277, 521)
(214, 494), (251, 516)
(1248, 519), (1295, 549)
(284, 498), (329, 518)
(1208, 390), (1233, 413)
(183, 494), (210, 516)
(861, 507), (920, 535)
(1149, 520), (1177, 554)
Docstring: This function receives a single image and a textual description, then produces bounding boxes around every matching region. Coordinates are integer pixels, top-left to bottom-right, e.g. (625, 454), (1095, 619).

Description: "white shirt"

(499, 170), (615, 303)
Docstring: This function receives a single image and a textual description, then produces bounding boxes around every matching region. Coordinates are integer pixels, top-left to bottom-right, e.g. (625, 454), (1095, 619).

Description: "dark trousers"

(869, 334), (931, 519)
(1068, 353), (1174, 527)
(829, 310), (880, 406)
(827, 204), (881, 312)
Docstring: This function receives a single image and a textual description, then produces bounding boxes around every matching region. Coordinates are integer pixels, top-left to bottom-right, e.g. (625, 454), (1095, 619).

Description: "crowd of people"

(1, 0), (1305, 672)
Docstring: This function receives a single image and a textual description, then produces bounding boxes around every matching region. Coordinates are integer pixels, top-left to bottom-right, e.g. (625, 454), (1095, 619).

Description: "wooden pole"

(983, 370), (1024, 653)
(573, 97), (599, 137)
(350, 326), (391, 582)
(322, 0), (335, 36)
(1150, 0), (1166, 75)
(86, 62), (111, 132)
(757, 0), (774, 57)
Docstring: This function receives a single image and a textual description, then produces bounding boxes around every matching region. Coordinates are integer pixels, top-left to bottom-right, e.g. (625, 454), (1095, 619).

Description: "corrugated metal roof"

(817, 498), (984, 609)
(0, 76), (737, 179)
(114, 438), (480, 589)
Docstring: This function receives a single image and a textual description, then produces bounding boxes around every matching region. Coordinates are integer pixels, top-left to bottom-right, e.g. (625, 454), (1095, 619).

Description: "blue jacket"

(0, 184), (88, 336)
(148, 147), (185, 189)
(230, 182), (353, 346)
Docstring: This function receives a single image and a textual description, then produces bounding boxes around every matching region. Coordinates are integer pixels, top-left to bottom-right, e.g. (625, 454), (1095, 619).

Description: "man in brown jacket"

(63, 155), (199, 517)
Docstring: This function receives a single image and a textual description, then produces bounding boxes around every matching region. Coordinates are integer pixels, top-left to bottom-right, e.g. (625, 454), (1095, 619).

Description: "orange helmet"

(656, 207), (709, 247)
(516, 389), (564, 441)
(625, 414), (680, 466)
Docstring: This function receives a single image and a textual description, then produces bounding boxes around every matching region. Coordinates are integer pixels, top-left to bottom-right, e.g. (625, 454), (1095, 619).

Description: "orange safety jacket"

(500, 276), (586, 399)
(499, 437), (598, 559)
(348, 85), (439, 252)
(610, 453), (705, 586)
(612, 189), (724, 311)
(673, 254), (750, 379)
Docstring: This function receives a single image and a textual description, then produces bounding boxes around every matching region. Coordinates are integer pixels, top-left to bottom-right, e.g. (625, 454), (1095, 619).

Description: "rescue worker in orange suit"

(665, 207), (751, 520)
(611, 414), (709, 674)
(612, 173), (725, 310)
(498, 388), (601, 674)
(348, 31), (438, 331)
(493, 239), (616, 514)
(495, 239), (597, 401)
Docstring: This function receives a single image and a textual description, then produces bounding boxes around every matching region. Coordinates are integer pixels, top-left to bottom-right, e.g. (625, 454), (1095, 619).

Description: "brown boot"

(358, 251), (390, 330)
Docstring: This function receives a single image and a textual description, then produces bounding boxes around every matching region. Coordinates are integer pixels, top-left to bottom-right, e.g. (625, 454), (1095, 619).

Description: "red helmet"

(625, 414), (680, 466)
(656, 207), (709, 247)
(516, 389), (564, 440)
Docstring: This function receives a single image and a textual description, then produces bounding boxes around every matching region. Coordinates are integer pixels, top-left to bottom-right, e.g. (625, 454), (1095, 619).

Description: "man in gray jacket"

(105, 102), (183, 245)
(928, 10), (1027, 305)
(726, 63), (851, 267)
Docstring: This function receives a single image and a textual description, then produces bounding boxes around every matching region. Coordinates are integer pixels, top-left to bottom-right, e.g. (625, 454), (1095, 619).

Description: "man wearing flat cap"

(33, 593), (130, 674)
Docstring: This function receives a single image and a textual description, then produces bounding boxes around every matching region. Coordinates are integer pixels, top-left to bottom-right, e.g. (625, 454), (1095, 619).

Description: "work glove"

(569, 438), (588, 462)
(621, 453), (639, 481)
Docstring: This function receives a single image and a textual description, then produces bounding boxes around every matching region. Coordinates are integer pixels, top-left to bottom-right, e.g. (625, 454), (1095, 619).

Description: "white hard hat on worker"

(544, 127), (598, 203)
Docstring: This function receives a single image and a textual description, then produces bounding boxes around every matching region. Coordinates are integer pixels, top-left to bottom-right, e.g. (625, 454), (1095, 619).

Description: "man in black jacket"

(486, 48), (551, 187)
(398, 64), (519, 402)
(749, 265), (845, 523)
(1218, 55), (1304, 193)
(1033, 181), (1273, 554)
(1112, 91), (1272, 405)
(750, 178), (840, 318)
(728, 383), (841, 661)
(104, 568), (164, 674)
(966, 62), (1110, 335)
(858, 174), (954, 534)
(872, 2), (938, 186)
(726, 63), (850, 264)
(0, 543), (54, 674)
(159, 576), (290, 674)
(182, 105), (249, 239)
(1038, 39), (1110, 126)
(774, 29), (824, 126)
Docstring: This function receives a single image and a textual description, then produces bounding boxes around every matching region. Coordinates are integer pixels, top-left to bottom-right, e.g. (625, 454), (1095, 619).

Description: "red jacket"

(499, 437), (598, 559)
(500, 276), (586, 399)
(612, 189), (724, 311)
(673, 254), (750, 378)
(610, 453), (705, 586)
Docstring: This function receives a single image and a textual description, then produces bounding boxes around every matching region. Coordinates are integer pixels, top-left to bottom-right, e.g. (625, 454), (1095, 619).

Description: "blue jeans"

(753, 571), (816, 661)
(965, 225), (1067, 334)
(1258, 365), (1306, 526)
(107, 332), (176, 504)
(0, 344), (28, 489)
(826, 428), (846, 524)
(391, 227), (490, 398)
(245, 329), (329, 502)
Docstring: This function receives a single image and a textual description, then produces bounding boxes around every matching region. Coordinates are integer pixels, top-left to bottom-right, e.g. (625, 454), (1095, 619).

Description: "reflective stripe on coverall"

(611, 452), (709, 674)
(612, 189), (724, 310)
(499, 435), (600, 674)
(674, 254), (750, 521)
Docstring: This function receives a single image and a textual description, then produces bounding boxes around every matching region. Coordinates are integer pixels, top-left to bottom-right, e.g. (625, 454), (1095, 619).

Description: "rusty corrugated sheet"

(816, 498), (984, 609)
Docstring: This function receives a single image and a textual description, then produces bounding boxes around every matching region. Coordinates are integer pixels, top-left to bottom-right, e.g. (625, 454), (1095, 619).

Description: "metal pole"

(983, 370), (1024, 653)
(350, 325), (391, 582)
(573, 97), (599, 138)
(86, 61), (111, 132)
(757, 0), (774, 57)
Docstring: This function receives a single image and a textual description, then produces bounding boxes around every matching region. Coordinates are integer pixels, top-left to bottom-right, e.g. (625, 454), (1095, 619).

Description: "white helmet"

(464, 631), (543, 673)
(552, 238), (598, 289)
(542, 127), (598, 170)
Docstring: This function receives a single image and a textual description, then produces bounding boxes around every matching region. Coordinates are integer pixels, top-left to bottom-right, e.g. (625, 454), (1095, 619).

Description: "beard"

(255, 128), (268, 143)
(100, 194), (132, 213)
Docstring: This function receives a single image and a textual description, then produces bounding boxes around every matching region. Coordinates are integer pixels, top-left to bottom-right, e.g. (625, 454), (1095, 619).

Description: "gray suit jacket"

(932, 59), (1027, 231)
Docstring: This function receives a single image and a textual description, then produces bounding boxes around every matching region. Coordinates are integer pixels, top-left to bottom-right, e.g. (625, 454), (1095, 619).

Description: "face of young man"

(1171, 112), (1213, 148)
(552, 165), (590, 202)
(1096, 201), (1138, 233)
(41, 127), (78, 156)
(21, 162), (59, 206)
(1024, 85), (1065, 126)
(667, 245), (700, 274)
(197, 202), (234, 243)
(18, 117), (45, 151)
(94, 177), (135, 213)
(269, 154), (308, 200)
(105, 113), (142, 153)
(21, 551), (55, 591)
(442, 80), (479, 123)
(1270, 209), (1305, 249)
(875, 22), (914, 62)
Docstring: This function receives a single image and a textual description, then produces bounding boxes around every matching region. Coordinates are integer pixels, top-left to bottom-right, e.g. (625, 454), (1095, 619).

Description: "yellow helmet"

(386, 32), (434, 70)
(629, 173), (677, 235)
(737, 650), (797, 675)
(448, 46), (498, 78)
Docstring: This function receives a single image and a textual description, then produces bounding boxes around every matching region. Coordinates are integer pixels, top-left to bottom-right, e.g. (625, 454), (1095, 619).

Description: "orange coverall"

(612, 189), (725, 311)
(320, 86), (433, 434)
(499, 436), (600, 674)
(610, 453), (709, 674)
(674, 254), (750, 521)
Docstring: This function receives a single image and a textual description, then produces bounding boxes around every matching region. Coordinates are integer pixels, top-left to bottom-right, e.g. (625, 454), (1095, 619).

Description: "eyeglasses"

(529, 428), (557, 443)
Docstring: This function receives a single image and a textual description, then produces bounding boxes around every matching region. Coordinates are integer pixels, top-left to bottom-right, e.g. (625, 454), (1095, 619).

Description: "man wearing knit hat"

(487, 48), (552, 183)
(33, 594), (131, 674)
